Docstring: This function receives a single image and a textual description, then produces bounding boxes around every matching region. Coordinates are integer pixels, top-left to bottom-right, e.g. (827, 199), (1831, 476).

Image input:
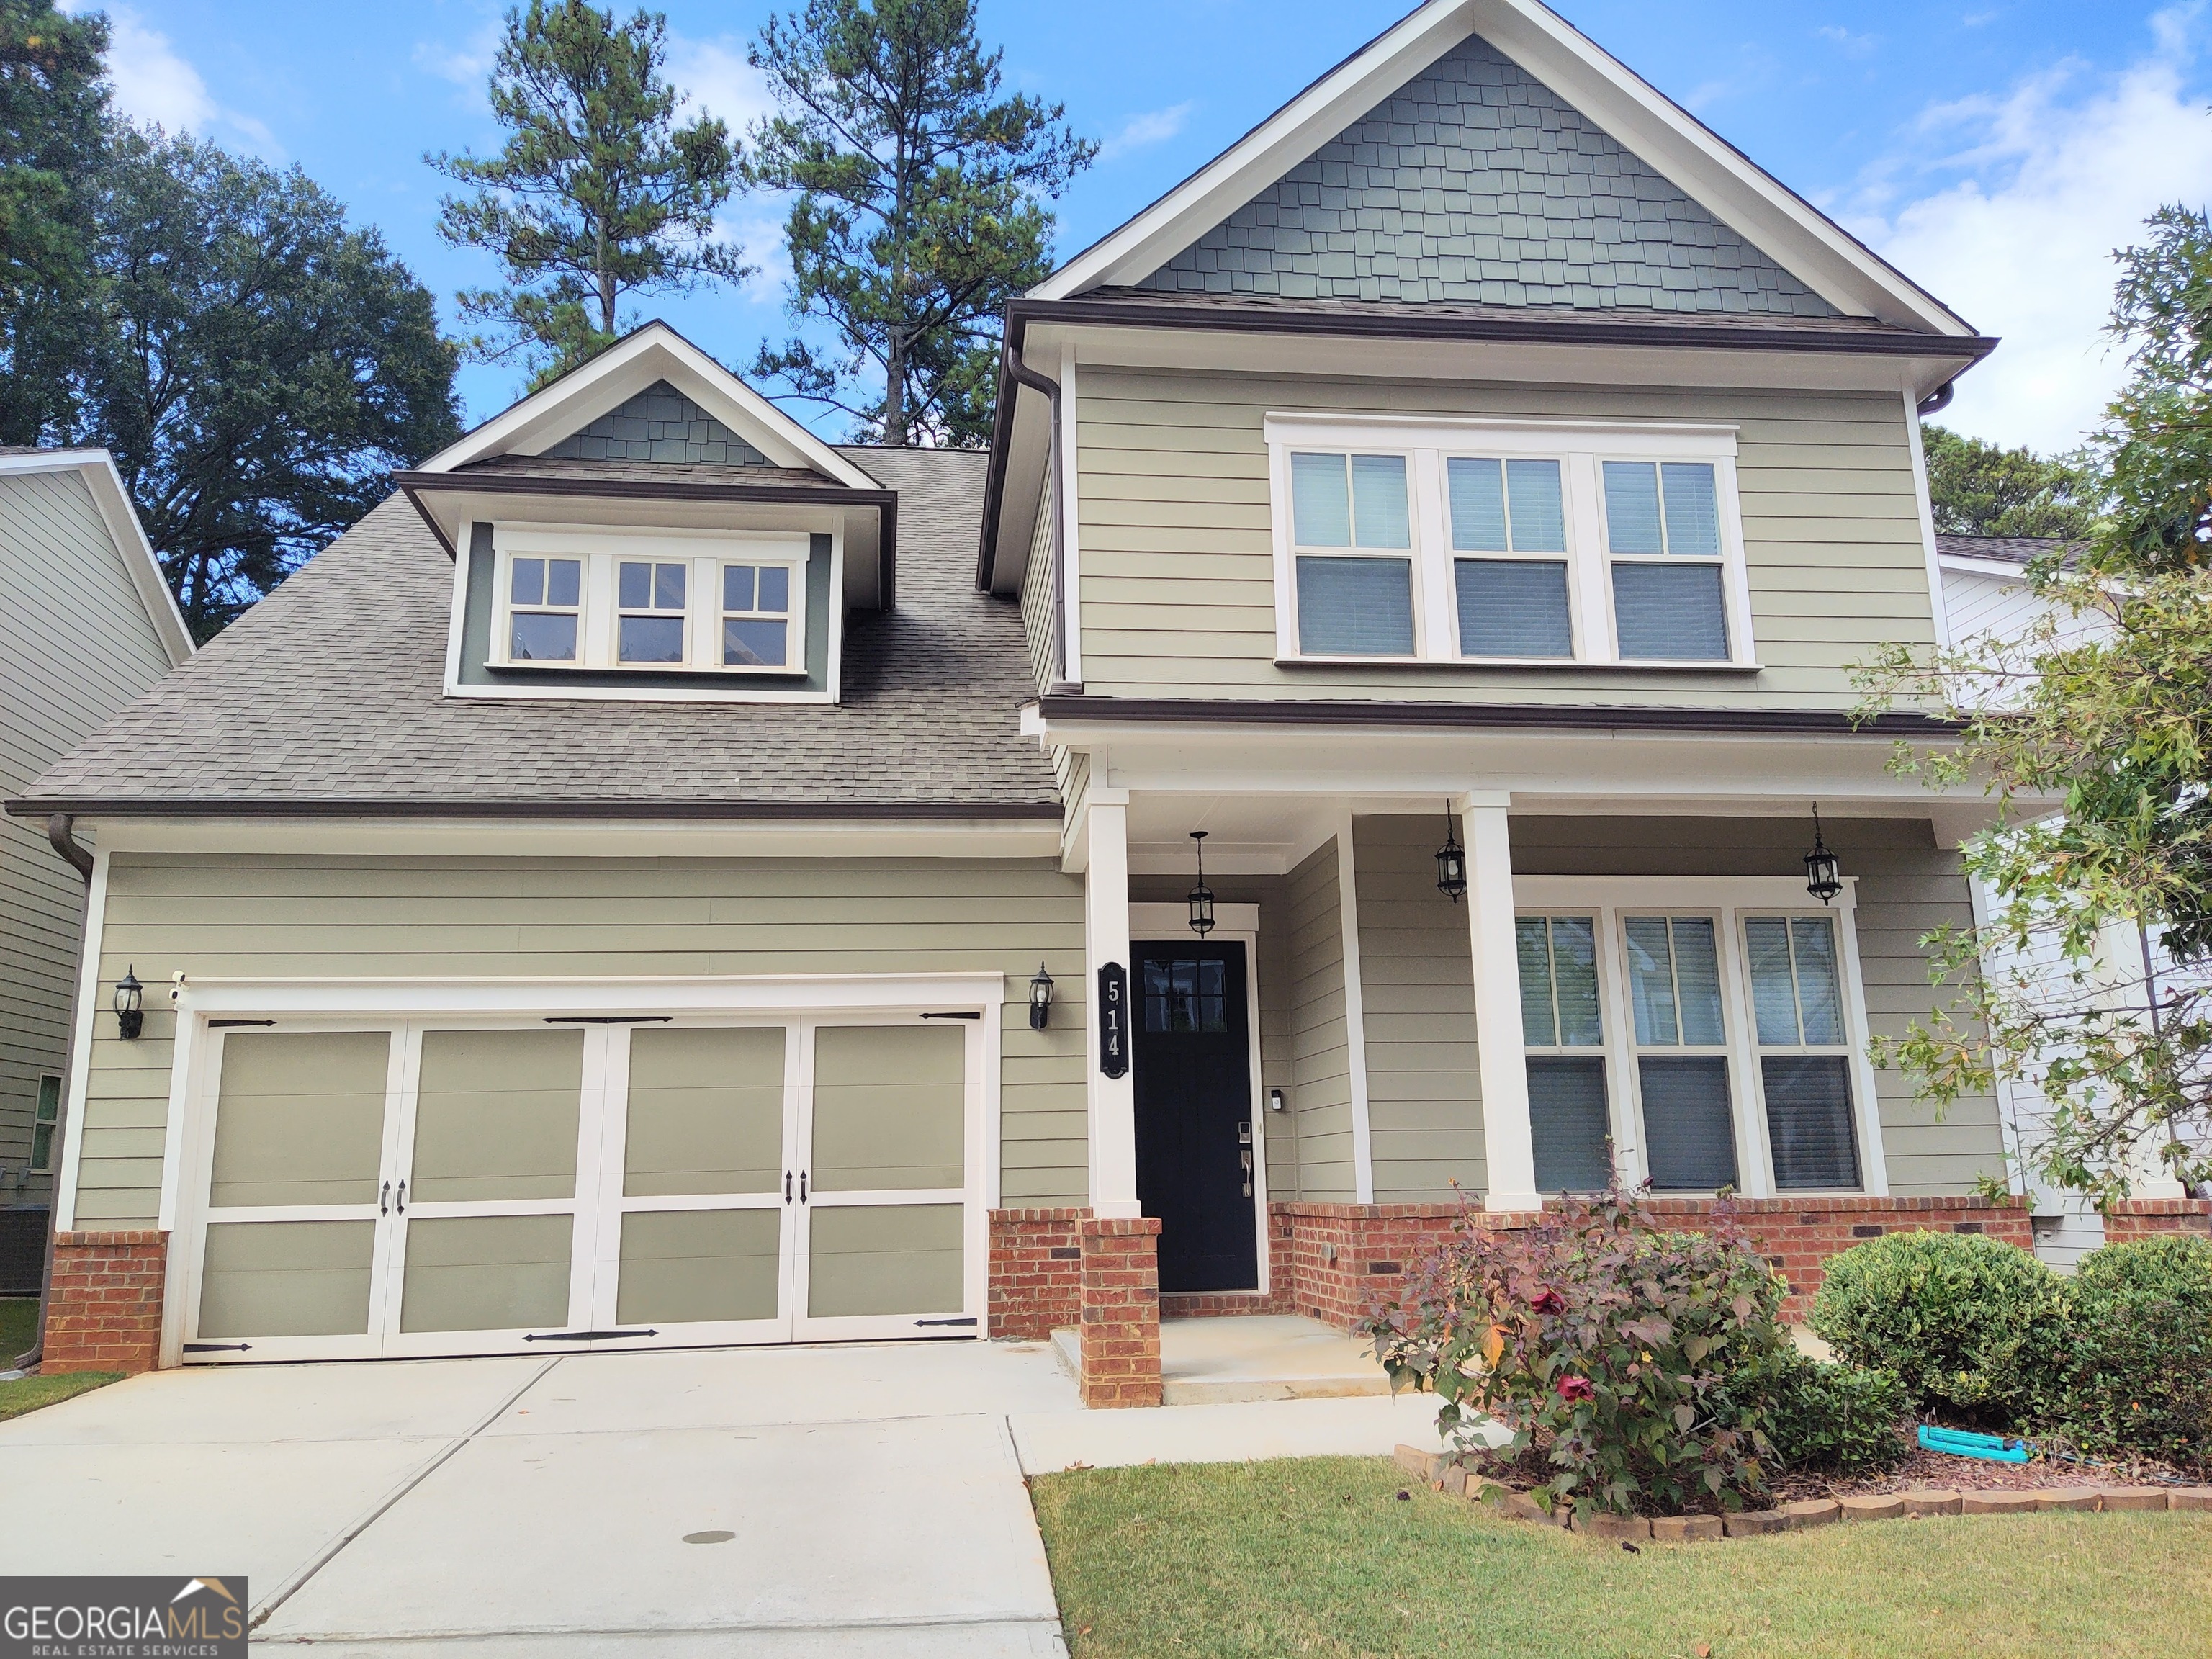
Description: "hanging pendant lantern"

(1804, 806), (1843, 905)
(1435, 803), (1467, 903)
(1187, 830), (1216, 937)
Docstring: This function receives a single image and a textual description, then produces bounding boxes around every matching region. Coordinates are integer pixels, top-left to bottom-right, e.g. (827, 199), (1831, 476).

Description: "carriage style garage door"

(176, 1012), (982, 1363)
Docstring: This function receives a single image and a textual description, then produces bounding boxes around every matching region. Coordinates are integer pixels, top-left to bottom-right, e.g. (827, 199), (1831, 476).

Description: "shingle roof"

(1936, 534), (2064, 566)
(453, 453), (848, 490)
(13, 446), (1059, 817)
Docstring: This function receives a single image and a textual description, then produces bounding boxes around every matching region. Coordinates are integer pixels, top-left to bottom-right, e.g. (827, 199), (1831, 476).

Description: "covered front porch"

(1016, 756), (2024, 1405)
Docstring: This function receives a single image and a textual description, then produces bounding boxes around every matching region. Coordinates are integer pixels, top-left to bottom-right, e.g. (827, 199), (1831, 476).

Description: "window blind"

(1295, 556), (1415, 655)
(1529, 1056), (1612, 1192)
(1761, 1056), (1861, 1190)
(1612, 563), (1729, 660)
(1638, 1056), (1738, 1191)
(1456, 559), (1572, 657)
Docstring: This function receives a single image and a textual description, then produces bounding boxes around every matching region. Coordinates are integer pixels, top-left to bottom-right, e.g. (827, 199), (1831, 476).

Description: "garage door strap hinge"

(183, 1342), (251, 1352)
(523, 1328), (659, 1341)
(541, 1015), (674, 1025)
(919, 1010), (982, 1020)
(913, 1317), (978, 1328)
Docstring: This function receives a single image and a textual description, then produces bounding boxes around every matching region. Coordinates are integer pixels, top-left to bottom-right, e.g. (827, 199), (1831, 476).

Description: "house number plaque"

(1097, 961), (1129, 1079)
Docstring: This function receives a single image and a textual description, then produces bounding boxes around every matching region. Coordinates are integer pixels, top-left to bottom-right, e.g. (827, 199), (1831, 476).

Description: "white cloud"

(1816, 24), (1879, 55)
(89, 5), (276, 151)
(1100, 102), (1195, 161)
(413, 17), (503, 90)
(1846, 6), (2212, 452)
(669, 35), (778, 137)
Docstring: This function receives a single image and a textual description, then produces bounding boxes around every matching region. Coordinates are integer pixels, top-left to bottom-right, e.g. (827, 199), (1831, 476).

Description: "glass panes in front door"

(1622, 916), (1740, 1191)
(186, 1013), (978, 1362)
(1516, 916), (1611, 1192)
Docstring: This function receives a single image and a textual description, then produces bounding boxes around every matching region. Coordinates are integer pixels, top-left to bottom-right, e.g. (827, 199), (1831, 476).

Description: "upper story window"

(491, 527), (807, 676)
(1266, 415), (1754, 670)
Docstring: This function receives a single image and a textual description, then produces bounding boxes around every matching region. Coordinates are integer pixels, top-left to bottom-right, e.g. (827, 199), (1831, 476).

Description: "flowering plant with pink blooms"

(1363, 1181), (1789, 1519)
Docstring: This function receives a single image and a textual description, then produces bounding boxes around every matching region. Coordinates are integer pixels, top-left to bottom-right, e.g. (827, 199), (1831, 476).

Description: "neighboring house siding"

(1286, 840), (1357, 1200)
(0, 469), (174, 1208)
(1352, 816), (1485, 1200)
(1136, 33), (1833, 316)
(73, 853), (1089, 1223)
(1942, 565), (2042, 646)
(1071, 367), (1936, 709)
(1510, 815), (2006, 1197)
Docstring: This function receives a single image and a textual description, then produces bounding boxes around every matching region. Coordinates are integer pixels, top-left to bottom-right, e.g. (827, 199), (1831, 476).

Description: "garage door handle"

(784, 1170), (792, 1204)
(396, 1179), (406, 1213)
(799, 1171), (809, 1202)
(379, 1180), (390, 1215)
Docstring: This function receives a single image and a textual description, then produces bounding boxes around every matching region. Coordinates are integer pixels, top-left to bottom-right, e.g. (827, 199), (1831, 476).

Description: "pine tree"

(745, 0), (1093, 446)
(428, 0), (748, 387)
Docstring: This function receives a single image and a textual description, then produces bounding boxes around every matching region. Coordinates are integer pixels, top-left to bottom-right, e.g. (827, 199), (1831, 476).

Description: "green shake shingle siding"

(0, 466), (176, 1205)
(73, 853), (1091, 1223)
(1352, 817), (1485, 1200)
(1071, 368), (1937, 709)
(1509, 814), (2004, 1197)
(1286, 840), (1356, 1200)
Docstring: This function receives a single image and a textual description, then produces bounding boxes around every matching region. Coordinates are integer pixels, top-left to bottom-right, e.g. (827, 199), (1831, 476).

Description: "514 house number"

(1097, 962), (1129, 1079)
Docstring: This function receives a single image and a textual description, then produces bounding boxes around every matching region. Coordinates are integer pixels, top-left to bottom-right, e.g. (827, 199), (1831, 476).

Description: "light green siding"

(75, 853), (1089, 1224)
(1509, 815), (2005, 1197)
(0, 468), (176, 1208)
(1286, 840), (1357, 1200)
(1069, 367), (1935, 708)
(1020, 468), (1056, 695)
(1352, 817), (1485, 1200)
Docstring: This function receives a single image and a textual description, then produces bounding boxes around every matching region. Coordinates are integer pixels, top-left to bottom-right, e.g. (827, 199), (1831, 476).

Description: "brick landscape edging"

(43, 1229), (168, 1375)
(1393, 1447), (2212, 1538)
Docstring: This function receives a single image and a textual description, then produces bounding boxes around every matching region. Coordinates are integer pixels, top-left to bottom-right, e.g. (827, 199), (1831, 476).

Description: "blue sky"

(81, 0), (2212, 452)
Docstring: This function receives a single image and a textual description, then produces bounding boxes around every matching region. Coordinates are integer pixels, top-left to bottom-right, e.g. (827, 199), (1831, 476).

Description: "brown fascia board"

(394, 469), (902, 610)
(974, 301), (1997, 589)
(5, 795), (1064, 822)
(1032, 694), (1964, 738)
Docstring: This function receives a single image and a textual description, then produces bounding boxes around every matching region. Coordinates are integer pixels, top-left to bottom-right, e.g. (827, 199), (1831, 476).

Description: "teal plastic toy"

(1917, 1424), (2032, 1463)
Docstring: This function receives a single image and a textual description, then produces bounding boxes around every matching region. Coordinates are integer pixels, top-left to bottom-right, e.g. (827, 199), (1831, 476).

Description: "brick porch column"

(44, 1229), (168, 1375)
(1078, 1215), (1162, 1408)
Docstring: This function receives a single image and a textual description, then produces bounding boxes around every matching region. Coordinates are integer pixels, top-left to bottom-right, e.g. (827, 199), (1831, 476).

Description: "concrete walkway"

(0, 1337), (1450, 1654)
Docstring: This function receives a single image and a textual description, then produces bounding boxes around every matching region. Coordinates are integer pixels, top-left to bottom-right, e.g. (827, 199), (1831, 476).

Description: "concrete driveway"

(0, 1342), (1076, 1655)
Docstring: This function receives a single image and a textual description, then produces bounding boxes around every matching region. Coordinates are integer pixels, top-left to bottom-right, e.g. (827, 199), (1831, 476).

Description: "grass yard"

(1030, 1456), (2212, 1659)
(0, 1298), (117, 1421)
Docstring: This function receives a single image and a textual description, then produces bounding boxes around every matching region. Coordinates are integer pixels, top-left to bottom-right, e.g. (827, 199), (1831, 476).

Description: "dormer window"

(490, 526), (809, 676)
(508, 556), (583, 661)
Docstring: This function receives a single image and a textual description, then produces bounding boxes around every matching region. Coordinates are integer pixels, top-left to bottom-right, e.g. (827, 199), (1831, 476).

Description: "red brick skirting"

(45, 1229), (168, 1375)
(988, 1208), (1087, 1339)
(1078, 1216), (1162, 1409)
(2101, 1197), (2212, 1244)
(1274, 1196), (2037, 1329)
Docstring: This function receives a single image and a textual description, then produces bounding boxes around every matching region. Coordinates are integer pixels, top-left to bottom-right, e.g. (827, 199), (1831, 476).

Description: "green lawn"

(1030, 1456), (2212, 1659)
(0, 1298), (118, 1421)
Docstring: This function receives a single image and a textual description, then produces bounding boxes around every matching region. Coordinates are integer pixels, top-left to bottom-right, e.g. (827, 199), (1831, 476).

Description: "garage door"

(181, 1015), (981, 1363)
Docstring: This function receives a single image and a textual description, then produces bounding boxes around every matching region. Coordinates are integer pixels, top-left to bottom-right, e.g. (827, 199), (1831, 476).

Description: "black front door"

(1133, 940), (1258, 1292)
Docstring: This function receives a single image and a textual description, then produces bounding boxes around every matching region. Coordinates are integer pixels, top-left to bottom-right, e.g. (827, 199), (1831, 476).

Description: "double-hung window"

(1602, 460), (1730, 660)
(32, 1073), (59, 1171)
(1622, 915), (1740, 1192)
(1267, 415), (1751, 669)
(1743, 915), (1861, 1189)
(1516, 915), (1610, 1190)
(1288, 451), (1416, 656)
(491, 528), (809, 677)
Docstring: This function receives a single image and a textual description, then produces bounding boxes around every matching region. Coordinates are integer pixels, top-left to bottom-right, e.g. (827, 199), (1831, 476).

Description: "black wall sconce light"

(1435, 804), (1467, 902)
(1187, 830), (1215, 937)
(1028, 961), (1054, 1030)
(114, 966), (144, 1040)
(1804, 806), (1843, 905)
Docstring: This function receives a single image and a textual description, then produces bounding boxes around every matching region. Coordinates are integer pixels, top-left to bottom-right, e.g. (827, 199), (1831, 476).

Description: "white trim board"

(1033, 0), (1972, 336)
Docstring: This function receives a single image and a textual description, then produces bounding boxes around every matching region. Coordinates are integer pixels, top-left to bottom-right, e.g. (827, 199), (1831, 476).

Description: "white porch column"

(1461, 795), (1541, 1212)
(1085, 798), (1142, 1218)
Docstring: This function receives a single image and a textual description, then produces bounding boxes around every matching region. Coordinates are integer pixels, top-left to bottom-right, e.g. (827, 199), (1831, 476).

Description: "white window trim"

(490, 524), (811, 678)
(1511, 875), (1888, 1199)
(1264, 413), (1759, 673)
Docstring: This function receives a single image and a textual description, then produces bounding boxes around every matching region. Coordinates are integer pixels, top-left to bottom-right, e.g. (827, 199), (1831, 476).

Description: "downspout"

(1917, 382), (1956, 418)
(1002, 337), (1079, 695)
(16, 815), (94, 1371)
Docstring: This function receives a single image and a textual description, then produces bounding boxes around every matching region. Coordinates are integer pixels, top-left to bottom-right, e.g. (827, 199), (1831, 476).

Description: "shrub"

(2049, 1234), (2212, 1471)
(1809, 1231), (2064, 1424)
(1727, 1349), (1911, 1473)
(1362, 1185), (1790, 1519)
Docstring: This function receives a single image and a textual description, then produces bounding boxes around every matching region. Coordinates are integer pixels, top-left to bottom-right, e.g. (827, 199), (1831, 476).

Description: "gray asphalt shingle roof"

(16, 446), (1059, 817)
(1936, 533), (2064, 565)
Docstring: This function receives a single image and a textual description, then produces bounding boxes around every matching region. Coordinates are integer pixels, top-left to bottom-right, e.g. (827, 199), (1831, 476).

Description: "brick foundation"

(988, 1208), (1087, 1339)
(1274, 1195), (2036, 1329)
(1077, 1216), (1163, 1408)
(44, 1229), (168, 1375)
(2100, 1197), (2212, 1244)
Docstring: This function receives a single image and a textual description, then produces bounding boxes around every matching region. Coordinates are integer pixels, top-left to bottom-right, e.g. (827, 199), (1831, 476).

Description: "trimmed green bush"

(2049, 1235), (2212, 1471)
(1750, 1352), (1912, 1473)
(1809, 1231), (2064, 1424)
